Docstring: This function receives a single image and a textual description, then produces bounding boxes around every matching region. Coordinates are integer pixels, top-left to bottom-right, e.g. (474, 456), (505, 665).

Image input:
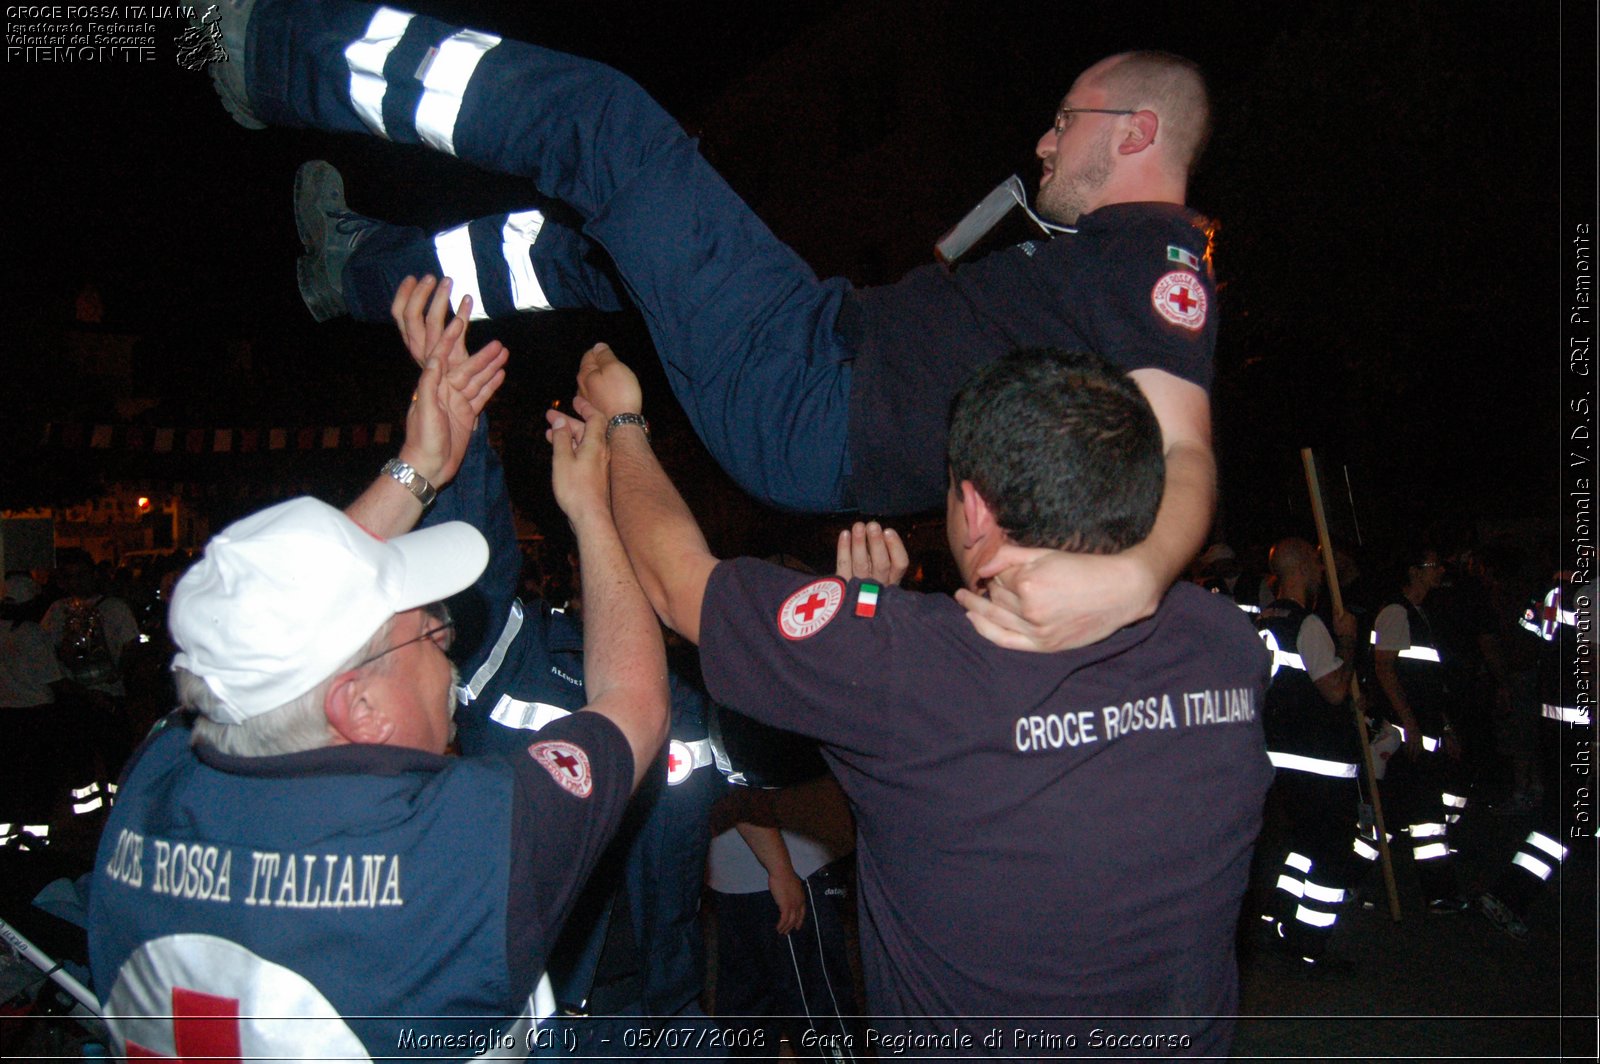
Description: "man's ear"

(960, 480), (1004, 566)
(1118, 110), (1159, 155)
(324, 671), (395, 746)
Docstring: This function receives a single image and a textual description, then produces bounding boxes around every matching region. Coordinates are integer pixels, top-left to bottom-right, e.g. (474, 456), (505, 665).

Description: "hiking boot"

(1476, 892), (1530, 941)
(294, 161), (379, 322)
(193, 0), (264, 130)
(1426, 894), (1470, 915)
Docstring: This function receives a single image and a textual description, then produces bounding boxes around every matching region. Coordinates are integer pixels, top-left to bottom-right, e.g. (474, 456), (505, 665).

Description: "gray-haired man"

(88, 349), (668, 1058)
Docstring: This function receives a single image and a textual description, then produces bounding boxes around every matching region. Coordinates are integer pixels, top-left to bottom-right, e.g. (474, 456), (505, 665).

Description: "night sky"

(7, 1), (1590, 568)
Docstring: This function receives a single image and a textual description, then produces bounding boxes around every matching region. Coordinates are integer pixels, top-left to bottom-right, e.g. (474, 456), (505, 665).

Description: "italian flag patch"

(1166, 245), (1200, 270)
(855, 581), (882, 618)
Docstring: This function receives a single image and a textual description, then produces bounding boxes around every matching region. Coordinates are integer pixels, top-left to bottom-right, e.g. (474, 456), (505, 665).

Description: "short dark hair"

(1390, 540), (1440, 589)
(947, 349), (1165, 553)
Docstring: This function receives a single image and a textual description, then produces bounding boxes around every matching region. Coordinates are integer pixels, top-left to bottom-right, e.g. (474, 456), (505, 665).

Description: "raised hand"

(574, 342), (642, 423)
(547, 411), (610, 528)
(835, 521), (909, 586)
(398, 302), (508, 486)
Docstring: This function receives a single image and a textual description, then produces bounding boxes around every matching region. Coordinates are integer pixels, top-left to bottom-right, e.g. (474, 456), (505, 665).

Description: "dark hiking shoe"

(294, 161), (379, 322)
(192, 0), (265, 130)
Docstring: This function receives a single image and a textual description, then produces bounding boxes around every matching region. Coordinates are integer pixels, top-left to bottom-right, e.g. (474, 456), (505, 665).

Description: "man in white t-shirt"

(709, 775), (859, 1058)
(2, 575), (64, 835)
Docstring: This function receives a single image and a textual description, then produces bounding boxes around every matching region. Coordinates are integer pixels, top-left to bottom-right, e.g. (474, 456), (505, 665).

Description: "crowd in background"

(2, 511), (1584, 1048)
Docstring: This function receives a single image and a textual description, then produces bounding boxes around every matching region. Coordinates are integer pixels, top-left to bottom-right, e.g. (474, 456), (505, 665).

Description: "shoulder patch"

(1152, 270), (1207, 330)
(855, 581), (882, 618)
(778, 578), (846, 641)
(1166, 245), (1200, 270)
(528, 740), (594, 798)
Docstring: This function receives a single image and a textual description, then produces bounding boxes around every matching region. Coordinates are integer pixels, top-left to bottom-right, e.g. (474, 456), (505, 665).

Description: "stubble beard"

(1037, 127), (1115, 225)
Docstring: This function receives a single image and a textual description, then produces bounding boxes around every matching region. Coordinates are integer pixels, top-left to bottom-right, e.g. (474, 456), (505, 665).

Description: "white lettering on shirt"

(1014, 687), (1255, 755)
(106, 834), (402, 910)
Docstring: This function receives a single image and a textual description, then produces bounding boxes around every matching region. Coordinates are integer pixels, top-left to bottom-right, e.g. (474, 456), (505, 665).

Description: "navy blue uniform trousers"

(713, 860), (861, 1061)
(248, 0), (855, 512)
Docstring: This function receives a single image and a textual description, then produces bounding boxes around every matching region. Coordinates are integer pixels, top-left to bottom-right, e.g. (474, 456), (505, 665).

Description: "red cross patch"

(529, 740), (594, 798)
(1152, 270), (1207, 330)
(778, 578), (845, 641)
(666, 739), (693, 786)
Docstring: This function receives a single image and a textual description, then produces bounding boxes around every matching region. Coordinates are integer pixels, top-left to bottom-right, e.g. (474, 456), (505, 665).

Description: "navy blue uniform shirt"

(89, 711), (633, 1059)
(845, 202), (1216, 513)
(700, 560), (1270, 1057)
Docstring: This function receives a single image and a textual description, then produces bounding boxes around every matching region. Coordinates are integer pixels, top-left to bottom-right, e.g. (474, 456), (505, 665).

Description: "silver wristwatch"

(381, 458), (438, 507)
(605, 412), (651, 442)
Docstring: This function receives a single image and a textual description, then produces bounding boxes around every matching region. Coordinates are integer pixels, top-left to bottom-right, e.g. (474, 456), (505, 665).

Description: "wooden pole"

(1300, 448), (1403, 922)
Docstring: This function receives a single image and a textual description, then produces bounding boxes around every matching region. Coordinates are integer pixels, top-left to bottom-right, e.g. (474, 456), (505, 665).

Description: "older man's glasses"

(1053, 106), (1138, 134)
(352, 606), (455, 670)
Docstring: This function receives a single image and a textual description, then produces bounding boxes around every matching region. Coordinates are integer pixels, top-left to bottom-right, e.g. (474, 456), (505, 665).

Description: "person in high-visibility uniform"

(1476, 578), (1594, 940)
(1255, 538), (1371, 965)
(1370, 547), (1470, 913)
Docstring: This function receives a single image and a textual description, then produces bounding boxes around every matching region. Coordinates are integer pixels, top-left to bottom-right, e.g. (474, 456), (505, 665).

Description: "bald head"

(1268, 537), (1324, 605)
(1083, 51), (1212, 177)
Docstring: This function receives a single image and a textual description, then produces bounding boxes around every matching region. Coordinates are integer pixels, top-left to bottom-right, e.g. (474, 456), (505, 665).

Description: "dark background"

(5, 0), (1587, 571)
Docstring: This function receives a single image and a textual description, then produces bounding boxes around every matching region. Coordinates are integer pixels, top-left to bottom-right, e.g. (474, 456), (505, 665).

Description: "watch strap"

(605, 412), (650, 442)
(381, 458), (438, 507)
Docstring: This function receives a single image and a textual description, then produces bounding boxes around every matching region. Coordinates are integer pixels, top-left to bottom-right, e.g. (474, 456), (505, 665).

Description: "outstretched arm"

(555, 343), (721, 644)
(547, 394), (670, 788)
(956, 369), (1212, 651)
(346, 284), (508, 537)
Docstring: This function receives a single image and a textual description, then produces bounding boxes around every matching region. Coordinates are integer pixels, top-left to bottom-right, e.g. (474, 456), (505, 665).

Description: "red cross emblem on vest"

(666, 739), (695, 786)
(105, 934), (371, 1061)
(1538, 588), (1564, 641)
(126, 987), (241, 1062)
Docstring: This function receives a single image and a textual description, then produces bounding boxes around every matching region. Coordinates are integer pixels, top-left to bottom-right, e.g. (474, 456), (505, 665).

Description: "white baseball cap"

(170, 496), (488, 724)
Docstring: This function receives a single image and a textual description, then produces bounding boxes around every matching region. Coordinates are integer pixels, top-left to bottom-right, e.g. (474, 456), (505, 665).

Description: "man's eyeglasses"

(1053, 106), (1138, 134)
(351, 606), (455, 671)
